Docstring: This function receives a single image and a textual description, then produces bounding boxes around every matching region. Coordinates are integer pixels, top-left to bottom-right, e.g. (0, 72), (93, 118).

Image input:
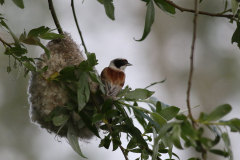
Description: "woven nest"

(28, 32), (99, 139)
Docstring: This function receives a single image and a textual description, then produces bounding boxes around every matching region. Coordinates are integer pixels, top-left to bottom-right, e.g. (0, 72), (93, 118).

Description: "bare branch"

(186, 0), (198, 127)
(71, 0), (88, 52)
(164, 0), (234, 19)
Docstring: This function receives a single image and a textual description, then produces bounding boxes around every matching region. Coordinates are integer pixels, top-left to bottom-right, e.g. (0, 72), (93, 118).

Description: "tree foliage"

(1, 0), (240, 160)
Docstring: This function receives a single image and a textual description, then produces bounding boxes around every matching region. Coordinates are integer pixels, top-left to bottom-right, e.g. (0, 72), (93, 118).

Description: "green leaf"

(112, 138), (121, 151)
(99, 135), (111, 149)
(132, 106), (160, 130)
(67, 122), (87, 158)
(154, 0), (175, 15)
(92, 113), (103, 124)
(12, 0), (24, 9)
(205, 104), (232, 121)
(135, 0), (155, 41)
(0, 20), (20, 48)
(66, 100), (77, 110)
(133, 107), (147, 129)
(35, 40), (51, 59)
(231, 0), (239, 16)
(102, 98), (113, 113)
(222, 132), (233, 160)
(7, 66), (11, 73)
(127, 138), (137, 149)
(150, 112), (167, 127)
(114, 102), (148, 148)
(117, 85), (132, 97)
(39, 32), (65, 40)
(144, 78), (166, 89)
(101, 0), (115, 20)
(172, 125), (183, 149)
(88, 71), (104, 85)
(0, 0), (4, 5)
(23, 62), (36, 71)
(158, 106), (180, 121)
(10, 46), (27, 57)
(232, 22), (240, 48)
(209, 149), (229, 157)
(79, 110), (100, 138)
(53, 115), (70, 126)
(28, 26), (50, 38)
(58, 66), (77, 81)
(181, 121), (197, 139)
(152, 127), (160, 160)
(77, 71), (90, 111)
(105, 109), (120, 118)
(86, 52), (98, 67)
(124, 88), (154, 100)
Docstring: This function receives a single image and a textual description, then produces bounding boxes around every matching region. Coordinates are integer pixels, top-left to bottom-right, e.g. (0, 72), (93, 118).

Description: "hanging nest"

(28, 32), (100, 139)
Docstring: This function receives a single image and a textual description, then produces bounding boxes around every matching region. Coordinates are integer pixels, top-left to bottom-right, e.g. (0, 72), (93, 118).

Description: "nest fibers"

(28, 32), (99, 139)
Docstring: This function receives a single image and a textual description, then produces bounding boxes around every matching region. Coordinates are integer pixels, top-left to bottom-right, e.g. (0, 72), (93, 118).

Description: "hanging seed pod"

(28, 32), (99, 139)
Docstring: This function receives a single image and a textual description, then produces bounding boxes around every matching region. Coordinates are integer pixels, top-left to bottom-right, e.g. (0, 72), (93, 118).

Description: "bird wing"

(101, 67), (125, 98)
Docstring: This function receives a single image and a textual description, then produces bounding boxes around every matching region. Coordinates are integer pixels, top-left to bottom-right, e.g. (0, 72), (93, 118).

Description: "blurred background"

(0, 0), (239, 159)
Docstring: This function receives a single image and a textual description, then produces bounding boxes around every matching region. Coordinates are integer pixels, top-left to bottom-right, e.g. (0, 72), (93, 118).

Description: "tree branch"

(186, 1), (207, 159)
(48, 0), (63, 35)
(163, 0), (234, 19)
(186, 0), (198, 127)
(71, 0), (88, 52)
(0, 37), (12, 48)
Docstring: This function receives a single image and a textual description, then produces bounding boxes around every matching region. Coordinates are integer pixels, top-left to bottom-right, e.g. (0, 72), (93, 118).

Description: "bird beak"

(126, 63), (132, 66)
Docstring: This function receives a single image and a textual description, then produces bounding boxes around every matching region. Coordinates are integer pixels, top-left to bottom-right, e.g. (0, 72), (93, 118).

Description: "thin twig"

(186, 0), (198, 127)
(0, 37), (12, 47)
(163, 0), (235, 19)
(106, 122), (129, 160)
(119, 145), (129, 160)
(186, 1), (207, 159)
(48, 0), (64, 35)
(71, 0), (88, 52)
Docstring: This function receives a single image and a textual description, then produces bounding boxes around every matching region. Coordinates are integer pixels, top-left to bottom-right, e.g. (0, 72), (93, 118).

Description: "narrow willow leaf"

(92, 113), (103, 124)
(12, 0), (24, 9)
(102, 98), (113, 113)
(77, 72), (90, 111)
(172, 125), (183, 149)
(205, 104), (232, 121)
(158, 106), (180, 121)
(152, 127), (160, 160)
(127, 138), (137, 149)
(151, 112), (167, 128)
(28, 26), (50, 37)
(67, 122), (87, 158)
(79, 110), (100, 138)
(0, 20), (21, 48)
(35, 41), (51, 59)
(135, 0), (155, 41)
(112, 138), (121, 151)
(102, 0), (115, 20)
(114, 102), (148, 148)
(133, 106), (160, 130)
(144, 78), (166, 89)
(222, 132), (233, 160)
(53, 115), (70, 126)
(125, 88), (154, 100)
(209, 149), (229, 157)
(40, 32), (65, 40)
(0, 0), (4, 5)
(154, 0), (175, 15)
(23, 62), (36, 71)
(231, 0), (239, 16)
(232, 22), (240, 48)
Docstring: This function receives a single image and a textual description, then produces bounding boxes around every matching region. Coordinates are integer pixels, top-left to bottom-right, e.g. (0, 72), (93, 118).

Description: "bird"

(101, 58), (132, 99)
